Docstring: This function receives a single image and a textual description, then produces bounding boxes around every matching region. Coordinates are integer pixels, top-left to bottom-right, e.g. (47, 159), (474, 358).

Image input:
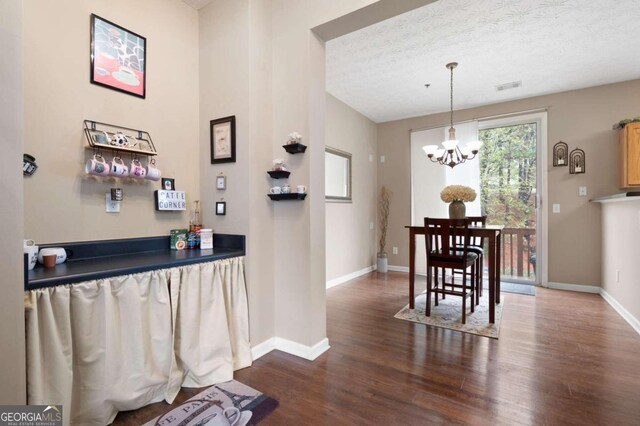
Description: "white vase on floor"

(377, 252), (388, 273)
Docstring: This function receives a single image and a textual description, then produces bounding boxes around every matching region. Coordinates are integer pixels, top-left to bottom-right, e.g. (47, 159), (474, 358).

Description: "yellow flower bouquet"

(440, 185), (476, 203)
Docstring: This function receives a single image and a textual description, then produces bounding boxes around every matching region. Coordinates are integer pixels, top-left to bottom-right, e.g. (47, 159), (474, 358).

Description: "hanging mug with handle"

(110, 156), (128, 176)
(85, 154), (109, 176)
(145, 158), (161, 181)
(129, 158), (146, 178)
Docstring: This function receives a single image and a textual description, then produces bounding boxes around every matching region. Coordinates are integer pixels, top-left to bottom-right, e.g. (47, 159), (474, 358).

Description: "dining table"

(405, 224), (504, 323)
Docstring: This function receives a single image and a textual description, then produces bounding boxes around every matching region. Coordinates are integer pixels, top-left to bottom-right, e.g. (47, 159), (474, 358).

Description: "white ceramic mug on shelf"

(296, 185), (307, 194)
(270, 186), (281, 194)
(282, 184), (291, 194)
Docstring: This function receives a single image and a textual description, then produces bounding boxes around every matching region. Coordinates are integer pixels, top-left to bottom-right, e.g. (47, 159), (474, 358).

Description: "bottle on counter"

(187, 200), (202, 249)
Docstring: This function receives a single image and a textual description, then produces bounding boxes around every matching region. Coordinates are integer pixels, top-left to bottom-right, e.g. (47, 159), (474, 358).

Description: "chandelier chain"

(450, 65), (454, 128)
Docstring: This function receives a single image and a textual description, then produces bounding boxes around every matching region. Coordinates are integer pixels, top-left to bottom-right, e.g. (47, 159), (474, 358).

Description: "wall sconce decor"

(553, 141), (568, 166)
(569, 148), (585, 174)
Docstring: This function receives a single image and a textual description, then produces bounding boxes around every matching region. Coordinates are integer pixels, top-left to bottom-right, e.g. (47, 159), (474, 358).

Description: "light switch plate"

(106, 193), (121, 213)
(552, 203), (560, 213)
(380, 155), (385, 163)
(392, 246), (398, 255)
(369, 221), (374, 230)
(369, 154), (374, 162)
(579, 186), (587, 196)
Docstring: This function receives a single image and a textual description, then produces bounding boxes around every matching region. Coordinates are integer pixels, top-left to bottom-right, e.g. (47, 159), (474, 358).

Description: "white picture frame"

(216, 175), (226, 190)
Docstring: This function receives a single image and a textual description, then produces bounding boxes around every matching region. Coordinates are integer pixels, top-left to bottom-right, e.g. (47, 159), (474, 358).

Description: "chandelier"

(422, 62), (482, 168)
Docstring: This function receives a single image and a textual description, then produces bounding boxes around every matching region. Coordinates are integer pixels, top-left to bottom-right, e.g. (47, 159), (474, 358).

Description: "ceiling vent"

(496, 81), (522, 92)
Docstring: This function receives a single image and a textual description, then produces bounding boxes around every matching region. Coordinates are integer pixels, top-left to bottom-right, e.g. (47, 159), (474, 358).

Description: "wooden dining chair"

(452, 215), (487, 304)
(424, 217), (479, 324)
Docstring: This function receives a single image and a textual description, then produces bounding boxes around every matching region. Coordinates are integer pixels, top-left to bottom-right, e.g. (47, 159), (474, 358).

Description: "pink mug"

(129, 159), (146, 178)
(85, 154), (109, 176)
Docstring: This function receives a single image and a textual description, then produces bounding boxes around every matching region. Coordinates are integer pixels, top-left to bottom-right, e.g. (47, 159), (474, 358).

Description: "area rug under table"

(395, 291), (505, 338)
(143, 380), (278, 426)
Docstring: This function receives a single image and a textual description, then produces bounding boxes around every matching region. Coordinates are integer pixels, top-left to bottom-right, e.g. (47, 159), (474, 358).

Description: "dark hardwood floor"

(115, 272), (640, 425)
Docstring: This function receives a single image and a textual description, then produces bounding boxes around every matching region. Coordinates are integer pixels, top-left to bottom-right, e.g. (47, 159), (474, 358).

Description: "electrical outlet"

(392, 246), (398, 255)
(579, 186), (587, 197)
(105, 193), (120, 213)
(552, 204), (560, 213)
(369, 221), (374, 230)
(380, 155), (385, 163)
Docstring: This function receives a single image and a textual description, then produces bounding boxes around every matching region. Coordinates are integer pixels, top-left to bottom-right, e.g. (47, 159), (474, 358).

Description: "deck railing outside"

(500, 227), (536, 280)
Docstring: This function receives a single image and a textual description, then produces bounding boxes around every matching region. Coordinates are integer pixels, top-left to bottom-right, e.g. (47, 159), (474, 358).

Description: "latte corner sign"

(154, 190), (187, 211)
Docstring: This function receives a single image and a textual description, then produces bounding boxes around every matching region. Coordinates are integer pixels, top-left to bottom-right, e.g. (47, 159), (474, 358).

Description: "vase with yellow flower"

(440, 185), (476, 219)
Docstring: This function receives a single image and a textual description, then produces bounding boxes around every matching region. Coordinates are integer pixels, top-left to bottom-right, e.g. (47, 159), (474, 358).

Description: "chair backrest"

(466, 215), (487, 247)
(424, 217), (472, 260)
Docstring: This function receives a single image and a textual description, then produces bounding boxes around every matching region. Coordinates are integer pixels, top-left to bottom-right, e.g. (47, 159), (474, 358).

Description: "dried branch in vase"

(378, 186), (392, 254)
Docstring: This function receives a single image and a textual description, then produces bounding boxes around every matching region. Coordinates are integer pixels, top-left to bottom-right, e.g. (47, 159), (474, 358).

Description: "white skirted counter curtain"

(25, 257), (250, 426)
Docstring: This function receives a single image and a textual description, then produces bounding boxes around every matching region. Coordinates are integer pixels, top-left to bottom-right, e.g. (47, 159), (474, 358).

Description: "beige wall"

(23, 0), (199, 243)
(0, 0), (26, 403)
(378, 79), (640, 287)
(198, 0), (376, 348)
(325, 94), (377, 281)
(601, 200), (640, 322)
(198, 0), (276, 346)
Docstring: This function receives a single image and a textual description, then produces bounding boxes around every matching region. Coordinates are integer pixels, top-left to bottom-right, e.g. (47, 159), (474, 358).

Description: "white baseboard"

(387, 265), (409, 273)
(251, 337), (330, 361)
(326, 265), (375, 289)
(600, 289), (640, 335)
(251, 338), (278, 360)
(547, 281), (601, 293)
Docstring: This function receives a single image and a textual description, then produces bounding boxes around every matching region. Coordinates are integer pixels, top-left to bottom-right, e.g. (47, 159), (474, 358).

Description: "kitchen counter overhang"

(26, 234), (245, 290)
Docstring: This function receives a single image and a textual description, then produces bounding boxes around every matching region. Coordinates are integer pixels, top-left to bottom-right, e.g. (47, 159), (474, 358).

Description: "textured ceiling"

(326, 0), (640, 123)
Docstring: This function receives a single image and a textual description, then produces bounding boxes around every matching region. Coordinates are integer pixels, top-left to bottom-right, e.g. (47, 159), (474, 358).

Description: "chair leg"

(426, 265), (432, 316)
(461, 268), (467, 324)
(470, 263), (475, 313)
(478, 253), (483, 297)
(475, 260), (480, 306)
(434, 267), (439, 306)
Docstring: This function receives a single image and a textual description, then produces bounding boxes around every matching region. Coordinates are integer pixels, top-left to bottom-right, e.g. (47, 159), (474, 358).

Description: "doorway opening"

(478, 112), (546, 286)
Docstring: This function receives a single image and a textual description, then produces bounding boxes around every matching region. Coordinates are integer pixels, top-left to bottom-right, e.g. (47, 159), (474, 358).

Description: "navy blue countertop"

(26, 234), (245, 290)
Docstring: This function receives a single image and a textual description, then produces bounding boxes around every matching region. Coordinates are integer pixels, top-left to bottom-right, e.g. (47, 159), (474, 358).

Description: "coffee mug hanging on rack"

(145, 158), (161, 181)
(110, 156), (129, 176)
(85, 154), (110, 176)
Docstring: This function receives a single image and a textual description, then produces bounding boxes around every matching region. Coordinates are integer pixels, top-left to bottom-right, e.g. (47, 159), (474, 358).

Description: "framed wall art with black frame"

(90, 14), (146, 98)
(215, 201), (227, 216)
(210, 116), (236, 164)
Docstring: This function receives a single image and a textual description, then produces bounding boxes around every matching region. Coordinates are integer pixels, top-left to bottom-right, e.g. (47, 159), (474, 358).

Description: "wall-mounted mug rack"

(84, 120), (157, 157)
